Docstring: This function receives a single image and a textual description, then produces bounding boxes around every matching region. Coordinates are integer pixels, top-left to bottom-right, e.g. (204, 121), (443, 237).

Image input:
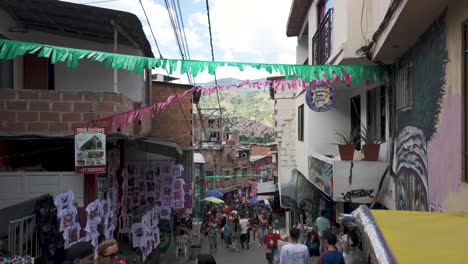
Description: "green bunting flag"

(0, 38), (386, 84)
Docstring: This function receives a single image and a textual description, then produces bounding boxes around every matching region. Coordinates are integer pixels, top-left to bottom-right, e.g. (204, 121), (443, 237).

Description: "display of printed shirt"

(58, 207), (77, 232)
(84, 200), (101, 234)
(159, 206), (171, 220)
(131, 223), (145, 248)
(54, 191), (75, 212)
(63, 223), (81, 249)
(99, 198), (111, 217)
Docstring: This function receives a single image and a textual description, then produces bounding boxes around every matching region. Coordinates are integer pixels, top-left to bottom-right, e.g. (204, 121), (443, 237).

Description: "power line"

(138, 0), (163, 57)
(139, 0), (192, 132)
(204, 0), (223, 137)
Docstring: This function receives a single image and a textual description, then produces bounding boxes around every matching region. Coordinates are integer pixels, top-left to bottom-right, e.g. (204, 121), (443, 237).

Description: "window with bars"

(395, 64), (413, 110)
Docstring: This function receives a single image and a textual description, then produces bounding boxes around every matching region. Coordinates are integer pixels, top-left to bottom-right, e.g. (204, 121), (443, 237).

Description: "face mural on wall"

(393, 11), (448, 211)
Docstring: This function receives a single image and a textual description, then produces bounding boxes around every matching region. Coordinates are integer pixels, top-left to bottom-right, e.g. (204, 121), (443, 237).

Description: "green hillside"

(198, 89), (274, 127)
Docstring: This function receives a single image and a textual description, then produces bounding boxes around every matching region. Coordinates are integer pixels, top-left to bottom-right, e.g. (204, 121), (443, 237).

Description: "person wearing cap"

(63, 241), (94, 264)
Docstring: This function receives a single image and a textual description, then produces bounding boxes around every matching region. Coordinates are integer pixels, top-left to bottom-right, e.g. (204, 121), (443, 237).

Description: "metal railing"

(312, 9), (333, 64)
(8, 214), (40, 259)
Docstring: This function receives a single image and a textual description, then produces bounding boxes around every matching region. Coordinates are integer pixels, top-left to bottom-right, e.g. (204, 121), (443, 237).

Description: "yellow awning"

(371, 210), (468, 263)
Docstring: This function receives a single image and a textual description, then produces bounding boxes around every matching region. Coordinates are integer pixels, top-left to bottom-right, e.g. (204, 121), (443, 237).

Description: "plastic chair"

(117, 214), (133, 244)
(175, 235), (191, 257)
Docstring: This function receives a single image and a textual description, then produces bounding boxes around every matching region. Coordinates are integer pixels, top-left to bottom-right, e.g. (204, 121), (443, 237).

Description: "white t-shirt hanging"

(58, 207), (77, 232)
(85, 200), (101, 233)
(63, 223), (81, 249)
(54, 191), (75, 212)
(159, 206), (171, 220)
(131, 223), (145, 248)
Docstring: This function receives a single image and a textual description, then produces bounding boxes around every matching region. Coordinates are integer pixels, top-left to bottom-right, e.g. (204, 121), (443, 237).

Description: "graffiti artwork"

(393, 12), (447, 211)
(342, 189), (374, 203)
(308, 156), (333, 197)
(305, 82), (336, 112)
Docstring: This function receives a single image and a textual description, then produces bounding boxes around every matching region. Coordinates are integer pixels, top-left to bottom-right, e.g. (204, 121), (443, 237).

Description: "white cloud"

(62, 0), (296, 84)
(208, 0), (296, 64)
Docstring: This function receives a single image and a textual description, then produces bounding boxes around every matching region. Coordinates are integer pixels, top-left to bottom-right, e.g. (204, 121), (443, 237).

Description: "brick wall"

(0, 89), (135, 136)
(150, 82), (193, 147)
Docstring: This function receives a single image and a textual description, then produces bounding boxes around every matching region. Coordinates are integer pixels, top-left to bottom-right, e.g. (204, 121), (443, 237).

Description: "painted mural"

(279, 169), (320, 224)
(308, 156), (333, 197)
(393, 12), (448, 211)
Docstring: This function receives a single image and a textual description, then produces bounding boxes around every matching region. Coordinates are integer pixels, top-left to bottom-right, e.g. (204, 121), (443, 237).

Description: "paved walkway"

(158, 235), (319, 264)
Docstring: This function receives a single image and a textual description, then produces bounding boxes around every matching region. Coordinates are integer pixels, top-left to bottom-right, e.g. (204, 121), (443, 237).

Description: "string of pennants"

(0, 38), (388, 125)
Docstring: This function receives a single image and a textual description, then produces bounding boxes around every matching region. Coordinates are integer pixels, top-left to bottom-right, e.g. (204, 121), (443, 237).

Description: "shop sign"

(305, 82), (336, 112)
(75, 127), (106, 174)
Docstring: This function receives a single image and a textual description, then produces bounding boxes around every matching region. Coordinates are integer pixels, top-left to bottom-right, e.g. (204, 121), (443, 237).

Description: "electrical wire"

(138, 0), (162, 57)
(139, 0), (192, 132)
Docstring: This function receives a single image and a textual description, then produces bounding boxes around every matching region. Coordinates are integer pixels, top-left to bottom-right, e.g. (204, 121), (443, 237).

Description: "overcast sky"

(64, 0), (296, 84)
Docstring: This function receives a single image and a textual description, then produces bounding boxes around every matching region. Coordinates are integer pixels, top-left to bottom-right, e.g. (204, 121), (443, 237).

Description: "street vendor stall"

(341, 205), (468, 264)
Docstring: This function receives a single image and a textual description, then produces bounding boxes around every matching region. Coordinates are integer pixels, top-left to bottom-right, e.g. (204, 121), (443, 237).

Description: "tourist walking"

(208, 218), (219, 254)
(279, 227), (309, 264)
(315, 209), (331, 255)
(318, 230), (345, 264)
(239, 214), (250, 249)
(223, 218), (232, 248)
(258, 213), (268, 246)
(230, 217), (241, 252)
(263, 225), (281, 264)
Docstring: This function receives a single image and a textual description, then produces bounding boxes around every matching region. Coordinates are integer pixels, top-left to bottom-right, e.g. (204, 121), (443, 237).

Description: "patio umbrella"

(249, 197), (259, 204)
(204, 196), (224, 204)
(206, 189), (224, 198)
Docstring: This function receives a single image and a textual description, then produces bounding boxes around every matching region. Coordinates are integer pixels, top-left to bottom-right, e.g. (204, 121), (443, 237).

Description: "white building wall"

(0, 172), (84, 209)
(0, 9), (145, 102)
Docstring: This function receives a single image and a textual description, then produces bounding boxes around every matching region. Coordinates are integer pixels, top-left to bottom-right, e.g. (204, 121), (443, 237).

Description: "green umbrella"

(204, 196), (225, 204)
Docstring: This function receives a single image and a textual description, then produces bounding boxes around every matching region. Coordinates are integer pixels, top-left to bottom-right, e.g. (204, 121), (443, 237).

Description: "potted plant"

(361, 126), (383, 161)
(335, 129), (359, 160)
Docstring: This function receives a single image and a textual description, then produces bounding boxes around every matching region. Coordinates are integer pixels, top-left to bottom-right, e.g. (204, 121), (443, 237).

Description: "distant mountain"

(197, 78), (267, 93)
(197, 78), (274, 142)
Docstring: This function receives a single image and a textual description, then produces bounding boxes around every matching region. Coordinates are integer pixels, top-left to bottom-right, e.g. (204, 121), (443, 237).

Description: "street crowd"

(200, 205), (365, 264)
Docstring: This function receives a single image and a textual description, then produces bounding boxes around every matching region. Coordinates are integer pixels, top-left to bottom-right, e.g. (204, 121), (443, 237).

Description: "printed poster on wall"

(75, 127), (106, 174)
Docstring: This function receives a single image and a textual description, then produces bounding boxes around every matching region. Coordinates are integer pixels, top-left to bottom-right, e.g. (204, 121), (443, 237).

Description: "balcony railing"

(312, 9), (333, 64)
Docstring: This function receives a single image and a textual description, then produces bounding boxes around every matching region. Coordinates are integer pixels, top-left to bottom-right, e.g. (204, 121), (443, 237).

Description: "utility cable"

(139, 0), (192, 132)
(205, 0), (223, 143)
(138, 0), (162, 57)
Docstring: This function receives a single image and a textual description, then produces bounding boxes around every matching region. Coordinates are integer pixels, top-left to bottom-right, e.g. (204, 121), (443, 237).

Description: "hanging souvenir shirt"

(172, 164), (183, 178)
(58, 207), (77, 231)
(153, 227), (160, 247)
(54, 191), (75, 212)
(159, 206), (171, 220)
(173, 178), (185, 191)
(63, 223), (81, 249)
(84, 200), (101, 234)
(103, 212), (115, 240)
(99, 198), (111, 217)
(131, 223), (145, 248)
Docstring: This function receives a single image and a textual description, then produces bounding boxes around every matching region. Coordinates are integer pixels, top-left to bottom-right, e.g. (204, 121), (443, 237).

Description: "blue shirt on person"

(321, 249), (345, 264)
